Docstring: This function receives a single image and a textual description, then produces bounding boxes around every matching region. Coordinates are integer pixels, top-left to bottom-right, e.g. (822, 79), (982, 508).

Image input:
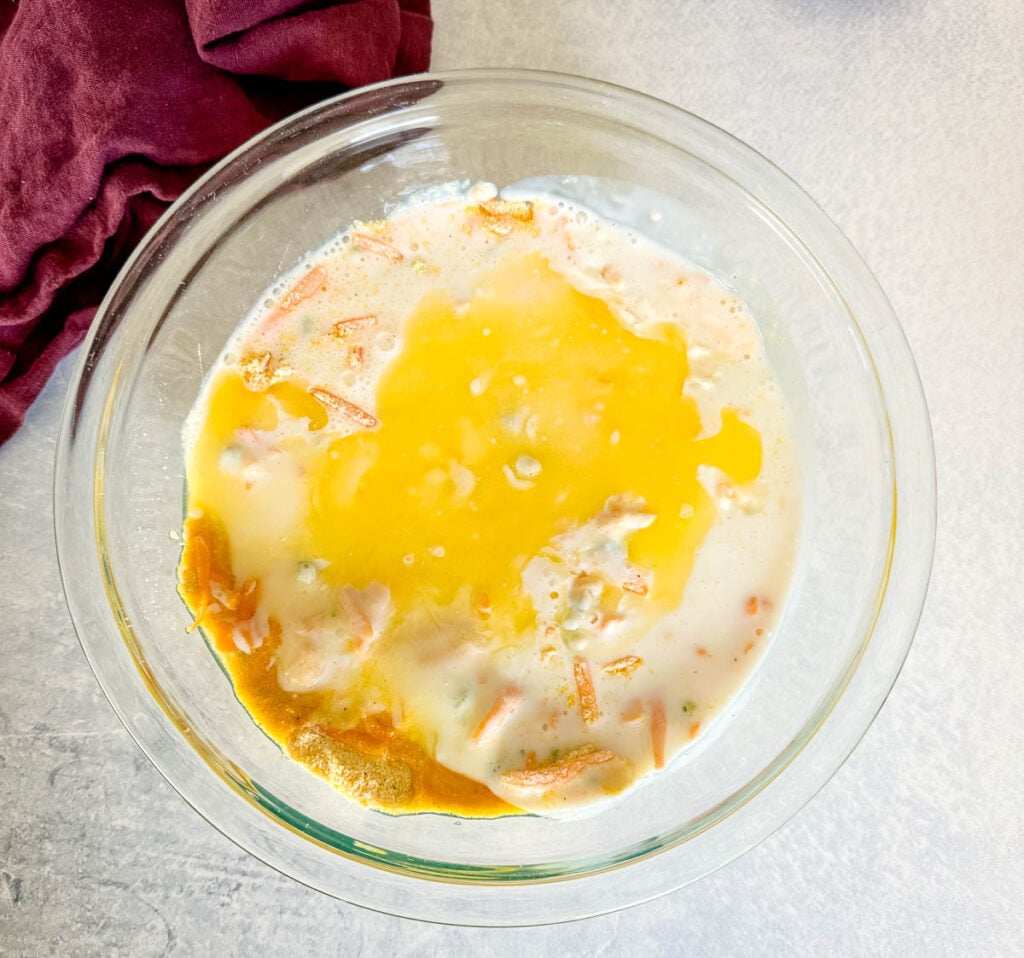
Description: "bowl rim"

(54, 67), (937, 925)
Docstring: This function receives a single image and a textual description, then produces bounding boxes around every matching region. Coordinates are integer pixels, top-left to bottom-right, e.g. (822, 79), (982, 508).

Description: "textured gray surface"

(2, 1), (1023, 954)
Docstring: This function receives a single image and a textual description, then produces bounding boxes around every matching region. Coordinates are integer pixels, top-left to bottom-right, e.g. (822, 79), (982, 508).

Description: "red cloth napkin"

(0, 0), (432, 444)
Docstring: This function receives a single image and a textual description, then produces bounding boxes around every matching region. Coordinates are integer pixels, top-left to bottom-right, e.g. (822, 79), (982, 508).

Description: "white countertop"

(2, 1), (1022, 953)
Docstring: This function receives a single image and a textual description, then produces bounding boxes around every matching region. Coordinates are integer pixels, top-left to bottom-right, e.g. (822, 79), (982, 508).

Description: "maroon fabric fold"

(0, 0), (432, 444)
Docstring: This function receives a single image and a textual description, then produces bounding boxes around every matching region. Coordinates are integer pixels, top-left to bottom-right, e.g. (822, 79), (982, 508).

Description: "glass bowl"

(54, 69), (935, 925)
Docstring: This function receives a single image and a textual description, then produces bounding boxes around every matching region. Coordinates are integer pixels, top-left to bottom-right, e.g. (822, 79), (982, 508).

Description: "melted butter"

(309, 252), (759, 625)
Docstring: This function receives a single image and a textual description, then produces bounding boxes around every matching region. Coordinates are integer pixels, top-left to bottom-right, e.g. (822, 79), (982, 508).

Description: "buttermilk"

(177, 185), (800, 817)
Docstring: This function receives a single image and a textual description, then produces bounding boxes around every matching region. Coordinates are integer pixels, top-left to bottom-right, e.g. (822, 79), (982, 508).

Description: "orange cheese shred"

(573, 657), (600, 725)
(602, 654), (642, 677)
(258, 264), (328, 330)
(650, 699), (667, 770)
(308, 386), (379, 429)
(353, 234), (404, 262)
(500, 745), (615, 789)
(471, 687), (522, 744)
(282, 264), (327, 309)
